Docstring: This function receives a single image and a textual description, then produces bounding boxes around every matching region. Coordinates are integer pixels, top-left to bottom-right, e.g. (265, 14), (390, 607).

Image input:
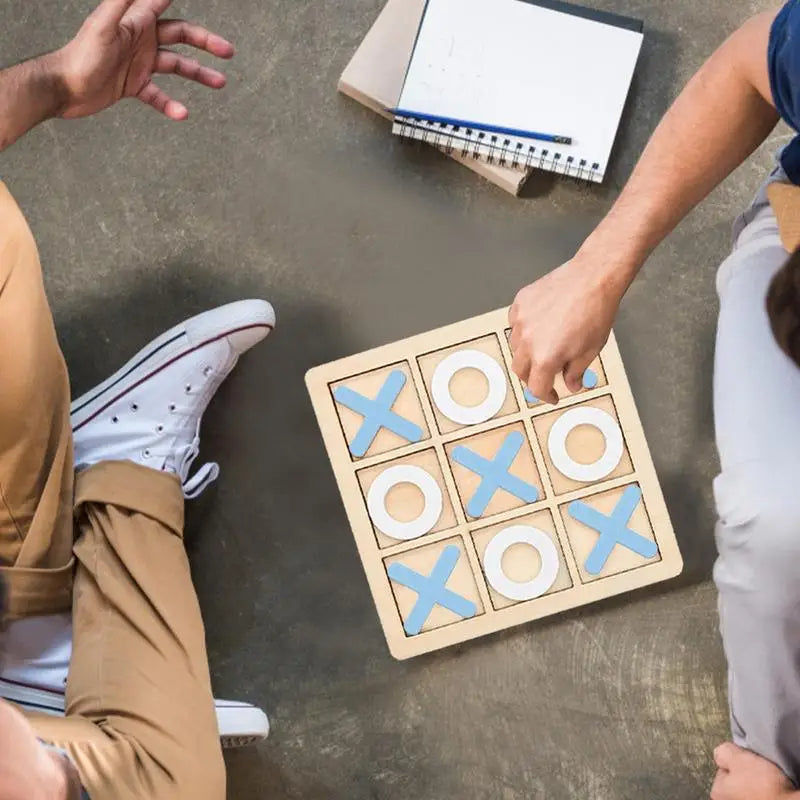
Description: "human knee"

(716, 464), (800, 606)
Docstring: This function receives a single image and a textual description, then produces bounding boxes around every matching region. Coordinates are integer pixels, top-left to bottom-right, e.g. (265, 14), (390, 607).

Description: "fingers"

(511, 348), (532, 390)
(137, 81), (188, 120)
(713, 742), (738, 771)
(709, 768), (727, 800)
(86, 0), (136, 34)
(155, 50), (227, 88)
(158, 19), (235, 58)
(563, 353), (595, 394)
(141, 0), (173, 15)
(512, 353), (559, 405)
(510, 337), (558, 404)
(509, 326), (559, 405)
(526, 361), (559, 405)
(508, 303), (518, 329)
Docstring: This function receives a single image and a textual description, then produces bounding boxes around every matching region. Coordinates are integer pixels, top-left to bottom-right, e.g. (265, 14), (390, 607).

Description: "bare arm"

(509, 11), (780, 402)
(583, 11), (778, 288)
(0, 56), (68, 152)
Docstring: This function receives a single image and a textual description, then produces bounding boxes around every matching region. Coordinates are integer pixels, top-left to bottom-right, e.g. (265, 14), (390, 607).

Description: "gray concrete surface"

(1, 0), (788, 797)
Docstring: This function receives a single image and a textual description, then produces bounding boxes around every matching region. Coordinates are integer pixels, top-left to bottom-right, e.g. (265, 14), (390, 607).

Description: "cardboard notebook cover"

(338, 0), (530, 196)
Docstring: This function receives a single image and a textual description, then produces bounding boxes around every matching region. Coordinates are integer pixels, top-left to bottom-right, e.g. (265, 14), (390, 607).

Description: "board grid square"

(306, 308), (682, 659)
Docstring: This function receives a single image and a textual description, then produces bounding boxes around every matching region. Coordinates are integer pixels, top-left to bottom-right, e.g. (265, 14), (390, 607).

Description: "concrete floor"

(1, 0), (788, 797)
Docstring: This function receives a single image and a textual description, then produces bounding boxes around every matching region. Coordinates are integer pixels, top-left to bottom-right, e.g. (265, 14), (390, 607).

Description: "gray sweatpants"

(713, 164), (800, 783)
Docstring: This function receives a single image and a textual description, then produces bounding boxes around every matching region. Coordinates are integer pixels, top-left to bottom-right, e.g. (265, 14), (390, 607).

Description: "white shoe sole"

(0, 678), (269, 749)
(71, 299), (275, 432)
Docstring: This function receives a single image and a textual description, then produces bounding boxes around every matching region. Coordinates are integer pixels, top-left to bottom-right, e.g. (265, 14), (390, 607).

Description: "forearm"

(0, 53), (67, 152)
(579, 12), (779, 294)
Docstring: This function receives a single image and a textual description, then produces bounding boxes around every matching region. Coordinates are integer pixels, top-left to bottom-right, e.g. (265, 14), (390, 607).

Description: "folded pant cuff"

(0, 559), (74, 619)
(74, 461), (185, 538)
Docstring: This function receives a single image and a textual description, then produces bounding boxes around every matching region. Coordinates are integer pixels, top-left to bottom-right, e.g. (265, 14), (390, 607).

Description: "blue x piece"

(451, 431), (539, 517)
(387, 545), (477, 635)
(333, 370), (424, 457)
(568, 485), (659, 574)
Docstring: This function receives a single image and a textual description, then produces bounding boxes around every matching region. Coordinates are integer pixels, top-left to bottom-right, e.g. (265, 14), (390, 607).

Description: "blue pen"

(389, 107), (572, 146)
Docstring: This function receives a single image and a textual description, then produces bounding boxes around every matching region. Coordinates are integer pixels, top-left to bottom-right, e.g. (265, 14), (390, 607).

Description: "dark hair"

(767, 247), (800, 367)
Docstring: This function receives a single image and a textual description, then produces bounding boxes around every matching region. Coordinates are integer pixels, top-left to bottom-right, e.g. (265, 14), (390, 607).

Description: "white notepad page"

(394, 0), (643, 181)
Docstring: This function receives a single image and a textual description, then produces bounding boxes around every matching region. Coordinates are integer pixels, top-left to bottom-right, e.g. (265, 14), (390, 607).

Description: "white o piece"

(547, 406), (624, 483)
(366, 465), (443, 541)
(431, 349), (508, 425)
(483, 525), (560, 601)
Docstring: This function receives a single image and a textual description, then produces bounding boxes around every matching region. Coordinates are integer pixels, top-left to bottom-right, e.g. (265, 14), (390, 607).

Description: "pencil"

(389, 108), (572, 146)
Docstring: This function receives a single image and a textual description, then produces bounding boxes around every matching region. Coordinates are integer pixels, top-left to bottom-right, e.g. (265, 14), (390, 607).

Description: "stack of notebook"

(338, 0), (644, 196)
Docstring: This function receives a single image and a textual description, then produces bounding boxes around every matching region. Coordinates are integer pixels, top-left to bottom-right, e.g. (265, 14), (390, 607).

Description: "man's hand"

(53, 0), (234, 120)
(508, 253), (625, 404)
(0, 0), (233, 151)
(711, 743), (798, 800)
(0, 699), (76, 800)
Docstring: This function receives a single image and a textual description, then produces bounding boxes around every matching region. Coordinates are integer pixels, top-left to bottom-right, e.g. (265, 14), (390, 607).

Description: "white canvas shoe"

(71, 299), (275, 497)
(0, 678), (270, 748)
(56, 300), (276, 746)
(0, 614), (270, 748)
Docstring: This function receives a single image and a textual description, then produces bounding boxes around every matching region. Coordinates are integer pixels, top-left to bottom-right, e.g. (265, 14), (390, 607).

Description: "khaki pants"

(0, 182), (225, 799)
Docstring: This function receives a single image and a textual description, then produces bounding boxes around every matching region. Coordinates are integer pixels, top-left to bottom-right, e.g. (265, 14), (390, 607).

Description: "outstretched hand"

(54, 0), (234, 121)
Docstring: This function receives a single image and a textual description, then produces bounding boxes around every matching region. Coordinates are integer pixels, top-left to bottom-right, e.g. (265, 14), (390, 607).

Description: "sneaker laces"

(150, 420), (220, 499)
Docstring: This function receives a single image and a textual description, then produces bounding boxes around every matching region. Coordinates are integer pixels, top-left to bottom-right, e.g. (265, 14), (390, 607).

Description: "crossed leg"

(713, 185), (800, 785)
(0, 181), (225, 799)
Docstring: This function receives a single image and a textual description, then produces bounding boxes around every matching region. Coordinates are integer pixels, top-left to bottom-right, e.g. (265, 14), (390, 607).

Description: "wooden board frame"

(306, 308), (683, 659)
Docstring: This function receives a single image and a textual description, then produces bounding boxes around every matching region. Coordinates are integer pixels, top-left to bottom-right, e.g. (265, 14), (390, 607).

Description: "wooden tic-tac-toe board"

(306, 308), (682, 659)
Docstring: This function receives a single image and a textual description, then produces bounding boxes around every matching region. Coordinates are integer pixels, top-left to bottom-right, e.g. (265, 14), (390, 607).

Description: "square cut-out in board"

(445, 421), (543, 521)
(559, 482), (661, 583)
(471, 508), (572, 610)
(384, 536), (484, 636)
(503, 330), (607, 407)
(357, 448), (458, 549)
(532, 395), (633, 495)
(417, 334), (518, 435)
(330, 361), (430, 460)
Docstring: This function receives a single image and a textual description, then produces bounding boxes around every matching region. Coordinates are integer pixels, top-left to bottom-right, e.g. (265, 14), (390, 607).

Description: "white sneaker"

(0, 614), (270, 749)
(71, 300), (275, 497)
(0, 678), (270, 749)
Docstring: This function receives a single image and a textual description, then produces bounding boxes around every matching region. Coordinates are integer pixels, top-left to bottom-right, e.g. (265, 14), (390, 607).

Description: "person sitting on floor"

(0, 1), (274, 797)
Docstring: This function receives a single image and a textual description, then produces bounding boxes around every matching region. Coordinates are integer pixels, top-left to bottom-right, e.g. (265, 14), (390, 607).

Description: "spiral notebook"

(338, 0), (529, 195)
(392, 0), (644, 183)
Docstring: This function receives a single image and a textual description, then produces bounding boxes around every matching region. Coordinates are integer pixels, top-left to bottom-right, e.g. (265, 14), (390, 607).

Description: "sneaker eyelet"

(131, 403), (138, 411)
(185, 384), (192, 394)
(112, 416), (118, 423)
(156, 425), (164, 433)
(203, 366), (212, 377)
(143, 449), (151, 458)
(169, 404), (176, 412)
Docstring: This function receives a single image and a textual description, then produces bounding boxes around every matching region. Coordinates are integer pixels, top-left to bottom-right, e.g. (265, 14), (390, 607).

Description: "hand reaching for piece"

(508, 253), (624, 405)
(711, 743), (798, 800)
(53, 0), (234, 121)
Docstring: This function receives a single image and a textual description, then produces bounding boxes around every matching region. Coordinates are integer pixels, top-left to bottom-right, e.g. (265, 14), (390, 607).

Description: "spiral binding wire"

(392, 116), (601, 182)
